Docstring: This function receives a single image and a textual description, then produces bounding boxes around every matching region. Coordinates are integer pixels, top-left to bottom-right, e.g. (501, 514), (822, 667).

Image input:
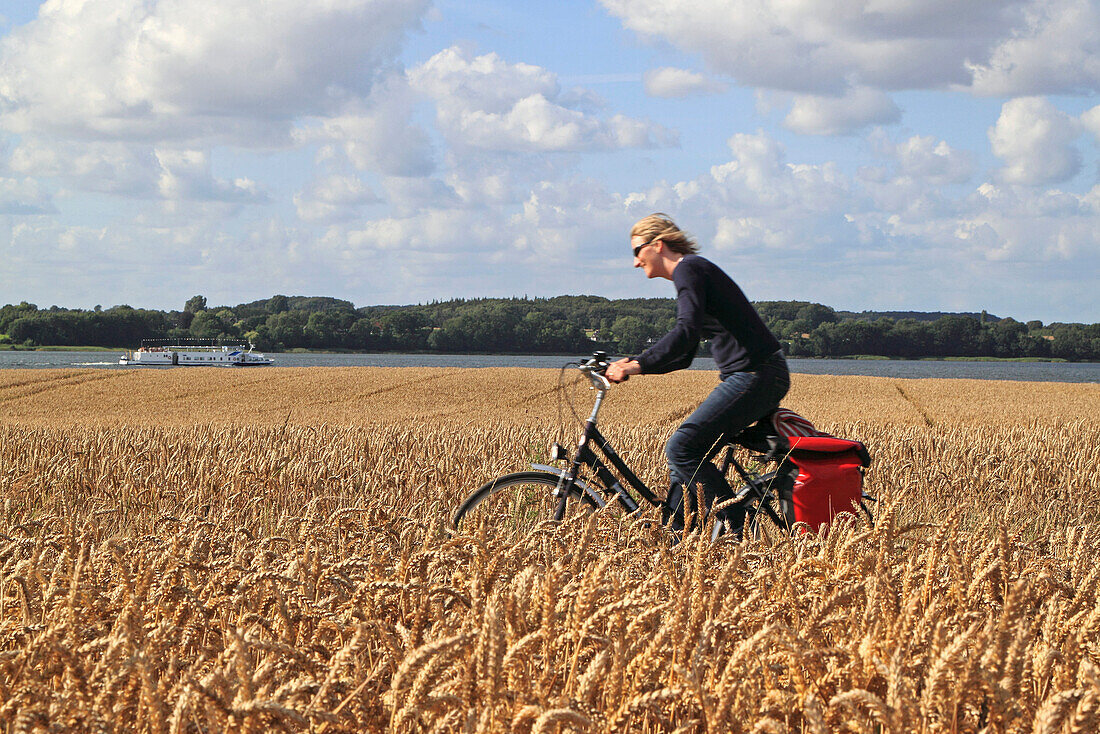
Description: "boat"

(119, 340), (274, 367)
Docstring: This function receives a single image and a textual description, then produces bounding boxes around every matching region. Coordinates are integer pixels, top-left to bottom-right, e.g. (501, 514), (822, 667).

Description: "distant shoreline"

(0, 344), (131, 352)
(0, 344), (1089, 364)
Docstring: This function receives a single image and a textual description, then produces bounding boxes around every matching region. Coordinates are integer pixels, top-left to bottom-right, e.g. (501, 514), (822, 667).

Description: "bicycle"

(453, 351), (874, 539)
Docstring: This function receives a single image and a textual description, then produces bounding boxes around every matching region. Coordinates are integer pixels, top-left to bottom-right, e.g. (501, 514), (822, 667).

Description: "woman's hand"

(605, 358), (641, 384)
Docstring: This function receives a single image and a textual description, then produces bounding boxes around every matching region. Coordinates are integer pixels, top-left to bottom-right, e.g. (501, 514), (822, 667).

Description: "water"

(1, 350), (1098, 382)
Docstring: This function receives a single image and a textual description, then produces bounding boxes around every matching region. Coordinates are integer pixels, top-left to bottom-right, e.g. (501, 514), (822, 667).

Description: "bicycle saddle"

(730, 411), (790, 458)
(731, 410), (872, 467)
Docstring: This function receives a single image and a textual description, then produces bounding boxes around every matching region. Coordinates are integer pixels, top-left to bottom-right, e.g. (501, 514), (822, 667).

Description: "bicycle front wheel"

(453, 471), (602, 535)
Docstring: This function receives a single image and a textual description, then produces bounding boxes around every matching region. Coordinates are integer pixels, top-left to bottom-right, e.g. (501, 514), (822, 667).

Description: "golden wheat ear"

(0, 369), (1096, 731)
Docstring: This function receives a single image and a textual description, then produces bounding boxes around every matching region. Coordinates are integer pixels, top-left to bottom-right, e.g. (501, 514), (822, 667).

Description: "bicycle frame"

(534, 355), (793, 529)
(719, 446), (793, 530)
(536, 419), (663, 515)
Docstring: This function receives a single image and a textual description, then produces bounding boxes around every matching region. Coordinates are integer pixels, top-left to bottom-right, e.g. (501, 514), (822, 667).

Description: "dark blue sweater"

(633, 255), (780, 379)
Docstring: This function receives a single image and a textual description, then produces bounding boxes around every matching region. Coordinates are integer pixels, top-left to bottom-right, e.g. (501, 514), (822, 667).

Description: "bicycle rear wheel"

(453, 471), (602, 535)
(721, 469), (795, 540)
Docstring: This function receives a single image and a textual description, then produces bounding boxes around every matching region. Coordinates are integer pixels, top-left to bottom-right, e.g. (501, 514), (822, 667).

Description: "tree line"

(1, 294), (1097, 361)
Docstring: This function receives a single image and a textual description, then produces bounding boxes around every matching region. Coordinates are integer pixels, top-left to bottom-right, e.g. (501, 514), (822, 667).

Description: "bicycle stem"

(580, 365), (611, 424)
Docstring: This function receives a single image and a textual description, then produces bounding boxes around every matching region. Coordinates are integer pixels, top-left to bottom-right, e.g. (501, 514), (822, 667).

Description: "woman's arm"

(632, 263), (705, 374)
(606, 358), (641, 383)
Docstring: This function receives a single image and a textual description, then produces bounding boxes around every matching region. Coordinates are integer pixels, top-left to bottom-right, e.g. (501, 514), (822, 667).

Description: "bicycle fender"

(529, 465), (607, 509)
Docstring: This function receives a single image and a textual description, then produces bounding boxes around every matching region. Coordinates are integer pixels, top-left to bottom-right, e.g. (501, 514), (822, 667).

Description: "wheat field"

(1, 367), (1098, 733)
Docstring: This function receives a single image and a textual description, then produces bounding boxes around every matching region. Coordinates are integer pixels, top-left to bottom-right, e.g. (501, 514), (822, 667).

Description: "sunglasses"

(632, 239), (658, 258)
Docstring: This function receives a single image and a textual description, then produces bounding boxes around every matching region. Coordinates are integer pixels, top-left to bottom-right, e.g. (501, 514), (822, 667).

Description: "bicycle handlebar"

(579, 350), (609, 372)
(578, 351), (613, 390)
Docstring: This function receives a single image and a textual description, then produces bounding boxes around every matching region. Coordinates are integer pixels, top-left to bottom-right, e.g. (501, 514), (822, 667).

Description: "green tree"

(244, 328), (272, 351)
(1051, 327), (1090, 361)
(796, 303), (837, 328)
(184, 295), (207, 313)
(990, 318), (1028, 358)
(347, 319), (380, 351)
(888, 319), (933, 358)
(264, 311), (308, 349)
(303, 310), (355, 348)
(930, 316), (981, 357)
(0, 302), (39, 335)
(815, 319), (891, 356)
(611, 315), (653, 354)
(381, 311), (429, 349)
(188, 311), (222, 339)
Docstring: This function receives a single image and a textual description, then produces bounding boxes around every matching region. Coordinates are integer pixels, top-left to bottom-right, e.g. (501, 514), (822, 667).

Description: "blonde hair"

(630, 213), (698, 255)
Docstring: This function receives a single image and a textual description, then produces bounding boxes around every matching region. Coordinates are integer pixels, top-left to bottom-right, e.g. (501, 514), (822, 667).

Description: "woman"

(605, 213), (789, 535)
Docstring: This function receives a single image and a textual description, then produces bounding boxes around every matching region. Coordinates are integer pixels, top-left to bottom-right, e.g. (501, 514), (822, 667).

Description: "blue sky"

(2, 0), (1099, 323)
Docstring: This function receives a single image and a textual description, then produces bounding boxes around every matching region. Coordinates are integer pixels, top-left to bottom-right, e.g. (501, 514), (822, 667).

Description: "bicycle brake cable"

(556, 362), (586, 434)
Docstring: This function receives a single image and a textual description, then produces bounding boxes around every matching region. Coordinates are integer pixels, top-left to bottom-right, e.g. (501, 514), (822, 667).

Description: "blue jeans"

(664, 351), (790, 532)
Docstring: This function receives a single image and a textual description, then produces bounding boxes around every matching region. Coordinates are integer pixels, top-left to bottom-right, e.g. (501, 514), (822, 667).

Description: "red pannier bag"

(786, 436), (871, 532)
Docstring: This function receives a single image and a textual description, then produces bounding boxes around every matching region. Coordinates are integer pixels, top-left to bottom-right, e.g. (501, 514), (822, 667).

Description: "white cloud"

(609, 127), (1098, 316)
(344, 209), (502, 255)
(891, 135), (974, 185)
(2, 2), (1097, 322)
(989, 97), (1082, 185)
(783, 87), (901, 135)
(380, 176), (463, 216)
(454, 95), (637, 151)
(599, 0), (1027, 94)
(1082, 104), (1100, 141)
(853, 133), (973, 228)
(294, 174), (379, 223)
(0, 176), (54, 215)
(155, 149), (266, 203)
(5, 129), (1099, 319)
(445, 166), (519, 209)
(867, 131), (974, 186)
(0, 0), (430, 145)
(712, 133), (850, 214)
(845, 176), (1100, 267)
(301, 72), (436, 178)
(326, 183), (635, 298)
(8, 139), (160, 196)
(954, 183), (1100, 261)
(0, 0), (431, 207)
(410, 46), (559, 113)
(0, 211), (321, 310)
(969, 0), (1100, 96)
(409, 46), (676, 152)
(644, 67), (726, 98)
(601, 0), (1100, 142)
(617, 132), (854, 259)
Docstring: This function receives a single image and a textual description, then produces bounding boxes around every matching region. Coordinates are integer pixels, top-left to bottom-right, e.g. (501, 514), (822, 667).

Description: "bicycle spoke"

(454, 472), (598, 536)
